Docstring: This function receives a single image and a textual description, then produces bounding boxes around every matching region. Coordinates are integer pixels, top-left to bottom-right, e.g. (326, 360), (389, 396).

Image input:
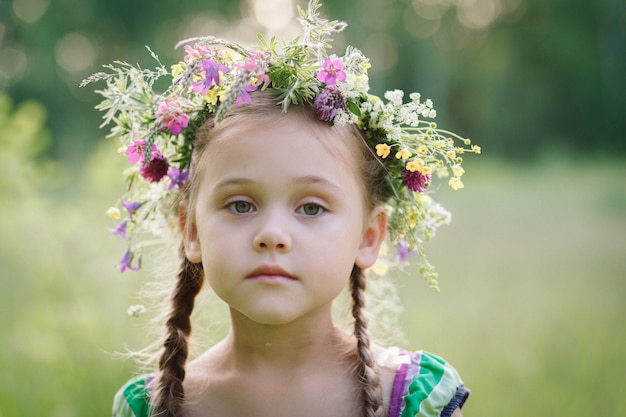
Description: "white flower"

(384, 89), (404, 106)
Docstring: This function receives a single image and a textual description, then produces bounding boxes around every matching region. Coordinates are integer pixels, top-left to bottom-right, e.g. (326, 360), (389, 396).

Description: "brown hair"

(151, 91), (388, 417)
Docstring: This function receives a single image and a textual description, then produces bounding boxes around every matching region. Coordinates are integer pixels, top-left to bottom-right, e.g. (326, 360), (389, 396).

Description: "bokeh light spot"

(54, 32), (96, 74)
(12, 0), (50, 24)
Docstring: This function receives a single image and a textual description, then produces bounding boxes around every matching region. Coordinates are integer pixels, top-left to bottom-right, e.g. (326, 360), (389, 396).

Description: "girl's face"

(184, 112), (385, 326)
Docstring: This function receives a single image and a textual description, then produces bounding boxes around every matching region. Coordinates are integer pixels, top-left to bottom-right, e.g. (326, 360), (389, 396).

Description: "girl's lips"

(246, 265), (297, 281)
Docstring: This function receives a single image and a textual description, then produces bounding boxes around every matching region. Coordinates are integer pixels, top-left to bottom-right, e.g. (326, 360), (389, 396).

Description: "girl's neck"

(218, 308), (352, 370)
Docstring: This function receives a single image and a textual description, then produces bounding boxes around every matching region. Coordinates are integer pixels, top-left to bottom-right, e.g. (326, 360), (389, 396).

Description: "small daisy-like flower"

(375, 143), (391, 159)
(472, 145), (482, 154)
(313, 86), (347, 122)
(402, 167), (431, 192)
(317, 58), (346, 85)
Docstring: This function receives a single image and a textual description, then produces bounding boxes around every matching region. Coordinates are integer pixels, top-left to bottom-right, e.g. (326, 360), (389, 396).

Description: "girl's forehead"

(197, 113), (363, 186)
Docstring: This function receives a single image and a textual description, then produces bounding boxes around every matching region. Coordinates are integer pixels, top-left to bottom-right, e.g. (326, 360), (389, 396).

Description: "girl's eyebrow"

(293, 175), (345, 196)
(213, 175), (345, 196)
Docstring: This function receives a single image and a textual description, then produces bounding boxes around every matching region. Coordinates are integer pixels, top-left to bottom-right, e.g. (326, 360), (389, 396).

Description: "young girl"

(85, 1), (478, 416)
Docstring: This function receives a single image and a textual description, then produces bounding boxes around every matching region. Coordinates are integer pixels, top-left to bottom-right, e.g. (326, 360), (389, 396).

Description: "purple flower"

(192, 59), (229, 94)
(167, 166), (189, 190)
(117, 250), (141, 272)
(140, 151), (170, 183)
(122, 200), (143, 220)
(110, 220), (127, 238)
(402, 168), (431, 192)
(316, 58), (346, 85)
(236, 84), (258, 107)
(396, 241), (415, 262)
(313, 86), (347, 122)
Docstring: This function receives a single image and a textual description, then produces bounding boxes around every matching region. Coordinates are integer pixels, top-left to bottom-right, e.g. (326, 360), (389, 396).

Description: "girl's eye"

(298, 203), (324, 216)
(227, 201), (255, 214)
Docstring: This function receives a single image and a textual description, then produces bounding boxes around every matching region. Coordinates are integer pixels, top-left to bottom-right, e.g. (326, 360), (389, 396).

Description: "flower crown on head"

(83, 0), (480, 291)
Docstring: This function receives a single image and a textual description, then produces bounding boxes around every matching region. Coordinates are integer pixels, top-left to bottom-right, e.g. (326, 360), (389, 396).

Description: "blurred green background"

(1, 0), (625, 416)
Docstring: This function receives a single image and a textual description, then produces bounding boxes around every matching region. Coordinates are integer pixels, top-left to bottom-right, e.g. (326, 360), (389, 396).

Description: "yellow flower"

(422, 166), (433, 175)
(376, 143), (391, 159)
(447, 150), (457, 159)
(448, 177), (465, 190)
(405, 159), (424, 172)
(455, 147), (465, 154)
(221, 49), (234, 63)
(417, 145), (428, 155)
(395, 149), (411, 160)
(106, 207), (121, 220)
(472, 145), (482, 154)
(171, 63), (185, 79)
(451, 164), (465, 177)
(361, 58), (371, 70)
(204, 88), (227, 106)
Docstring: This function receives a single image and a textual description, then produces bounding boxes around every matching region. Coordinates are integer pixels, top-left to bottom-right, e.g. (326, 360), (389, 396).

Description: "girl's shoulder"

(378, 347), (470, 417)
(112, 373), (155, 417)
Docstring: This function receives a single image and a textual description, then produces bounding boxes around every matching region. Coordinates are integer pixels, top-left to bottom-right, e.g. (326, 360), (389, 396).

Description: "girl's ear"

(179, 202), (202, 263)
(355, 205), (387, 269)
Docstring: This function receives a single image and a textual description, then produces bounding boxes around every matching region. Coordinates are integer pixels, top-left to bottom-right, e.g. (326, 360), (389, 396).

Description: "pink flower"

(156, 97), (189, 135)
(125, 141), (156, 164)
(183, 44), (212, 63)
(316, 58), (346, 85)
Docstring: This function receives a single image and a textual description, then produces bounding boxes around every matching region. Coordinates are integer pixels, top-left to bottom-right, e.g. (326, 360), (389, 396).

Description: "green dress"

(112, 350), (469, 417)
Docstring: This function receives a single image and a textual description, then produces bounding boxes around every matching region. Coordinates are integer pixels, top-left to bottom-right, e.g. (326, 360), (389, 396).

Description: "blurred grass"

(397, 157), (626, 416)
(1, 97), (625, 415)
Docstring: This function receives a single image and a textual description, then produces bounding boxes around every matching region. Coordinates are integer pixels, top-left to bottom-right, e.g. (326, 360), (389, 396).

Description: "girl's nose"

(252, 213), (292, 252)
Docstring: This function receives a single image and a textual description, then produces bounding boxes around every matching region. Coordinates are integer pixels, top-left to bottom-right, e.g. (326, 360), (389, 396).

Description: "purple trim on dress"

(388, 362), (409, 417)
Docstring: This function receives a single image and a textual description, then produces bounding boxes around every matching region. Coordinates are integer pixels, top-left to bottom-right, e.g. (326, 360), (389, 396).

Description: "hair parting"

(151, 245), (204, 417)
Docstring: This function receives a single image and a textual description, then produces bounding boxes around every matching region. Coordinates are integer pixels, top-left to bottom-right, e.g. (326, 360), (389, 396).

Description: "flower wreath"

(82, 0), (480, 291)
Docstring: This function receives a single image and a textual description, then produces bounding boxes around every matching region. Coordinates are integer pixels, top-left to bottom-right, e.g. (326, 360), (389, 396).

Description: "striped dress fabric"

(112, 350), (468, 417)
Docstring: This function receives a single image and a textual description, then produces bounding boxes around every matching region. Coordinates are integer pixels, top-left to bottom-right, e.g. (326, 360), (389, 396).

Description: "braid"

(151, 245), (204, 417)
(350, 265), (385, 417)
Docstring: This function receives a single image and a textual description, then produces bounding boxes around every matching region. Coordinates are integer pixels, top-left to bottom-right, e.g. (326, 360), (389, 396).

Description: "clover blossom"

(317, 58), (346, 85)
(313, 86), (347, 122)
(140, 151), (170, 183)
(156, 97), (189, 135)
(402, 167), (431, 192)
